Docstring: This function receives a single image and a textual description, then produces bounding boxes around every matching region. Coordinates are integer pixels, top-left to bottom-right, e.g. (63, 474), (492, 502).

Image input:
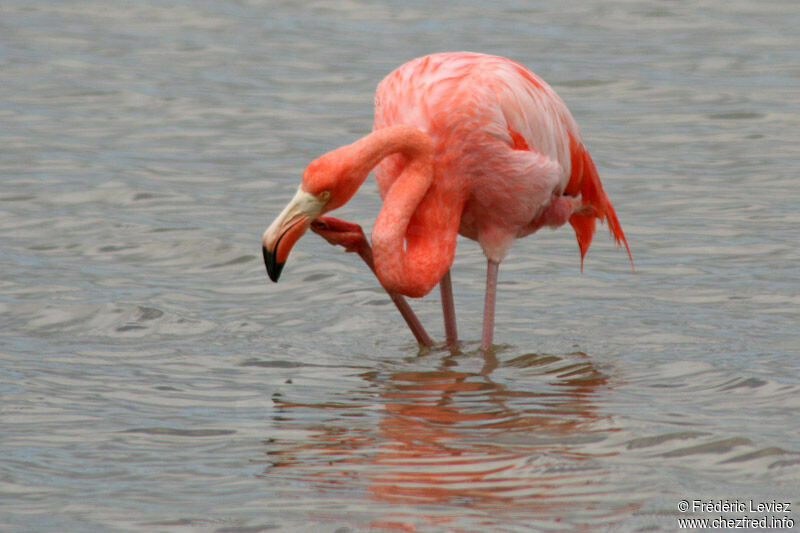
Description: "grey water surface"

(2, 1), (799, 531)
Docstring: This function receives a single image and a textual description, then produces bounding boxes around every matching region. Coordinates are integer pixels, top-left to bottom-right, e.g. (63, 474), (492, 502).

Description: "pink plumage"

(374, 52), (630, 265)
(262, 52), (632, 351)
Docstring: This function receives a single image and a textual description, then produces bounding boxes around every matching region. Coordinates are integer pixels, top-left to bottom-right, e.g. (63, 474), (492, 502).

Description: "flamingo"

(262, 52), (632, 352)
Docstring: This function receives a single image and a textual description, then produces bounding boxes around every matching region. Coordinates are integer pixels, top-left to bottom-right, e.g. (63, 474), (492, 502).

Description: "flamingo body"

(262, 52), (631, 350)
(373, 52), (629, 267)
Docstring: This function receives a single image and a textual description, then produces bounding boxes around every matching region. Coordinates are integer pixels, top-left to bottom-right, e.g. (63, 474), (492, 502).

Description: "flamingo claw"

(310, 216), (366, 253)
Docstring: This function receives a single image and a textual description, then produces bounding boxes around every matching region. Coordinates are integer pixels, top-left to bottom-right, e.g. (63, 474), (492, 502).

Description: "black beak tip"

(263, 245), (284, 282)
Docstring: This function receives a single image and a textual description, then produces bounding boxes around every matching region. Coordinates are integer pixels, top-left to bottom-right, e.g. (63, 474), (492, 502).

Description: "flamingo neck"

(358, 127), (455, 298)
(347, 125), (434, 178)
(323, 124), (456, 298)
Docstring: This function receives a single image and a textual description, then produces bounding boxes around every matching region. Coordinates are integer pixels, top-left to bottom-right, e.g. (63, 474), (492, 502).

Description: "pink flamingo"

(262, 52), (632, 352)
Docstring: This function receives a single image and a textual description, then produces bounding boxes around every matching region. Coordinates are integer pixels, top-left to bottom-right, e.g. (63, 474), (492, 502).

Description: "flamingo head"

(262, 146), (367, 282)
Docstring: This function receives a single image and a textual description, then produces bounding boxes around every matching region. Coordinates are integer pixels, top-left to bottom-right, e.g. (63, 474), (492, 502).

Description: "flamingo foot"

(310, 216), (369, 254)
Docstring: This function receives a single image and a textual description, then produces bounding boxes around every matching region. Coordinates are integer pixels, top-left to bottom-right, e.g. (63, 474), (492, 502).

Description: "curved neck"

(349, 125), (434, 178)
(361, 126), (459, 298)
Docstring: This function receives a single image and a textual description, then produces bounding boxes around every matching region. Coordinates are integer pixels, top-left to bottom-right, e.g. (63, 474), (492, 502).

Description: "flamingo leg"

(311, 217), (434, 347)
(354, 246), (434, 347)
(439, 269), (458, 346)
(385, 288), (434, 348)
(480, 260), (500, 353)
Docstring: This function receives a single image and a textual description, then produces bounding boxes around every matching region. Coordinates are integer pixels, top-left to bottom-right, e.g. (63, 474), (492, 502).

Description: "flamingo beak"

(262, 186), (328, 282)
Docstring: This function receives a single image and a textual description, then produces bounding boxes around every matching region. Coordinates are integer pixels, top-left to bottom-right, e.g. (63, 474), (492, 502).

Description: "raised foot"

(310, 216), (367, 253)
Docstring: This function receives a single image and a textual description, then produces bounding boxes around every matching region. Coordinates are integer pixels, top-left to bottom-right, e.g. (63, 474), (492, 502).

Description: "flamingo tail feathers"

(566, 136), (633, 272)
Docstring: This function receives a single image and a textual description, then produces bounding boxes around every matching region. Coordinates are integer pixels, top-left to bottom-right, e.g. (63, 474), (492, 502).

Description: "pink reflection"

(265, 352), (635, 527)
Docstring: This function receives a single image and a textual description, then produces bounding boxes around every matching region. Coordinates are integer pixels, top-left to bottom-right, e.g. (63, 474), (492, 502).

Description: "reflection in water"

(263, 351), (636, 528)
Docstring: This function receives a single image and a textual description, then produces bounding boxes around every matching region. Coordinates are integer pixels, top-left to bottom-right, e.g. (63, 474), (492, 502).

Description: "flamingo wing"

(373, 52), (631, 267)
(487, 56), (633, 268)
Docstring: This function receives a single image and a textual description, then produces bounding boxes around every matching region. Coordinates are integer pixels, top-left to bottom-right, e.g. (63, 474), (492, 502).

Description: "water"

(2, 0), (799, 531)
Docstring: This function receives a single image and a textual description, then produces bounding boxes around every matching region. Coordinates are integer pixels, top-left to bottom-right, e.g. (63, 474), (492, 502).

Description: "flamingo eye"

(318, 190), (331, 202)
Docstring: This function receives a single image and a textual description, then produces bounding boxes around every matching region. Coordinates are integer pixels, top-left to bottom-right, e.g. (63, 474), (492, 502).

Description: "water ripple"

(2, 0), (799, 530)
(257, 350), (640, 528)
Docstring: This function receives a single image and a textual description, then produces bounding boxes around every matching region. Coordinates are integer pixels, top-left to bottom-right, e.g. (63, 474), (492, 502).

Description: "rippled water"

(2, 1), (799, 531)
